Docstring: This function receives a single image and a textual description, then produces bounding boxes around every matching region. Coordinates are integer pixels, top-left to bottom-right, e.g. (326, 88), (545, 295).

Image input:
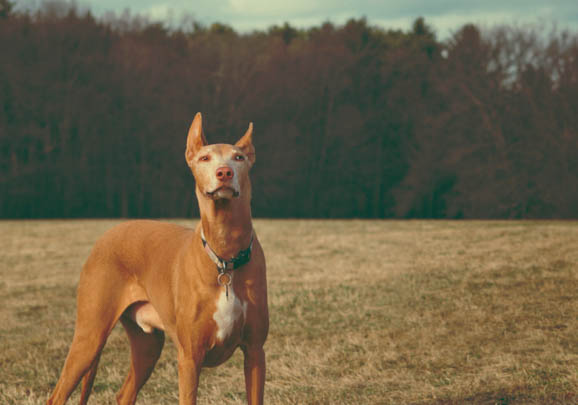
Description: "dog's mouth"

(205, 186), (239, 200)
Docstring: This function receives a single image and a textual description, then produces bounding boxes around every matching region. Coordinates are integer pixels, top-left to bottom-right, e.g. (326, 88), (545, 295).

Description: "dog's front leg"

(242, 345), (266, 405)
(177, 346), (205, 405)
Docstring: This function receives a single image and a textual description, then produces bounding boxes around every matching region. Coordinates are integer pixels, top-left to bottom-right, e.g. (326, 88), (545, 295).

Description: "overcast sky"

(18, 0), (578, 37)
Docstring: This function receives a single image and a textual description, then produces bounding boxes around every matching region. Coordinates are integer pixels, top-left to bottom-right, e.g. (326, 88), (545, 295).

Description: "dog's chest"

(212, 287), (247, 342)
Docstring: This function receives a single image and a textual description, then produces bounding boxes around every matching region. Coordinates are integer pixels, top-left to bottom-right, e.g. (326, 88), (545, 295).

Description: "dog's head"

(185, 113), (255, 201)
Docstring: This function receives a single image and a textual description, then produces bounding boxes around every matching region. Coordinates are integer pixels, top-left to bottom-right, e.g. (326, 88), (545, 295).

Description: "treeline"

(1, 0), (577, 218)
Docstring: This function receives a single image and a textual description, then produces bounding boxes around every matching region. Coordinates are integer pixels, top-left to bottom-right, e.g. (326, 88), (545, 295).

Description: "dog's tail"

(78, 352), (101, 405)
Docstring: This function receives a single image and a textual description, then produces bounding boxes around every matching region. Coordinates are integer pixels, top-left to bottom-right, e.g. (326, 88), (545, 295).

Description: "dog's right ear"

(185, 112), (207, 167)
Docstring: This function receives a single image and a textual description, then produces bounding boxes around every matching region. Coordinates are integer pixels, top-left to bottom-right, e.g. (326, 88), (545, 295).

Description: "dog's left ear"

(235, 122), (255, 166)
(185, 112), (207, 167)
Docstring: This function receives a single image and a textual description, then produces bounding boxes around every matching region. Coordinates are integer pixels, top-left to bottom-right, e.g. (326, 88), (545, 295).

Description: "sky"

(16, 0), (578, 38)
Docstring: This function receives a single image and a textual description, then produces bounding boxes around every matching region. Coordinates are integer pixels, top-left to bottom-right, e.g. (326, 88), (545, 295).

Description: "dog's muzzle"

(206, 187), (240, 199)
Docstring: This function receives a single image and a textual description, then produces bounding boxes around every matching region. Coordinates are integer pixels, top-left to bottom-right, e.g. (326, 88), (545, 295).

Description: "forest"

(1, 0), (577, 218)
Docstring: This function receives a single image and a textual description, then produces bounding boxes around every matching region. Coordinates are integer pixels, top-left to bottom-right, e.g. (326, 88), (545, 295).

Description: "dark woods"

(1, 1), (577, 218)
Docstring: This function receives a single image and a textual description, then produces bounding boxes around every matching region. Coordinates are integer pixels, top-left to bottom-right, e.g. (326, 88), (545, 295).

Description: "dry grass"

(0, 220), (577, 404)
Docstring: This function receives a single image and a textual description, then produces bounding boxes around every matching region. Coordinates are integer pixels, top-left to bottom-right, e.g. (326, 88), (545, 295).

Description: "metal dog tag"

(217, 272), (232, 299)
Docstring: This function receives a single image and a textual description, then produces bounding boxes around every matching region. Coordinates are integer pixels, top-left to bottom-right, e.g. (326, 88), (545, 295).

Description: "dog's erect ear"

(185, 112), (207, 166)
(235, 122), (255, 165)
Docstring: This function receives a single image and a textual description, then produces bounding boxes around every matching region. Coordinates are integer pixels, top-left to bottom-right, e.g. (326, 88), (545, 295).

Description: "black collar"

(200, 228), (253, 274)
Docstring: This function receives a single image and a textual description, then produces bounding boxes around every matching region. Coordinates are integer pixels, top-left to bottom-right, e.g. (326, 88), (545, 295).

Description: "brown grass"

(0, 220), (577, 404)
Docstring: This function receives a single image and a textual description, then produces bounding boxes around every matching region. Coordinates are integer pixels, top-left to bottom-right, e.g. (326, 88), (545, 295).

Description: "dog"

(47, 113), (268, 405)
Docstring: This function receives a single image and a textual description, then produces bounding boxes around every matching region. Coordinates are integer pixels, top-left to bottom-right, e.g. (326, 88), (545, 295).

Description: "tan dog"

(47, 113), (269, 405)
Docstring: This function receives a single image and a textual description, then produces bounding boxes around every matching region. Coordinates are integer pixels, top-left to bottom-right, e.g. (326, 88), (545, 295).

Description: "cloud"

(146, 3), (170, 20)
(225, 0), (320, 17)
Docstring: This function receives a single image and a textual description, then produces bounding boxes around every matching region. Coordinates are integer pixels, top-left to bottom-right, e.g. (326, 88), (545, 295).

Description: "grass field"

(0, 219), (577, 404)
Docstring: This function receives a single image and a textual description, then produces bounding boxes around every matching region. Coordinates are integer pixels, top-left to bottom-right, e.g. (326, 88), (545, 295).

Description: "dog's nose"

(216, 166), (234, 181)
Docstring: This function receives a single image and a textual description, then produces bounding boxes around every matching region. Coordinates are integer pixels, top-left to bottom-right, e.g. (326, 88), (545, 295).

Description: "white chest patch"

(213, 287), (247, 341)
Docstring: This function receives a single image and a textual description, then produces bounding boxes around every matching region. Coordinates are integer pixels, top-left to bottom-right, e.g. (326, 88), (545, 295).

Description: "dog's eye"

(199, 155), (210, 162)
(234, 155), (245, 161)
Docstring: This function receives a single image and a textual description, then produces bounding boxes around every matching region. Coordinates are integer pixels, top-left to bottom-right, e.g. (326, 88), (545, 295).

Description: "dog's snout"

(216, 166), (234, 181)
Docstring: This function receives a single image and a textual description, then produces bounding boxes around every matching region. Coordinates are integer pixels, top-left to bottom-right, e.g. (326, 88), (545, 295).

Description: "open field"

(0, 219), (577, 404)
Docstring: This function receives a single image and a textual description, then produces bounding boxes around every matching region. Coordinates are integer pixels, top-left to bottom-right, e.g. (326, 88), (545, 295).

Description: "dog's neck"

(197, 189), (253, 260)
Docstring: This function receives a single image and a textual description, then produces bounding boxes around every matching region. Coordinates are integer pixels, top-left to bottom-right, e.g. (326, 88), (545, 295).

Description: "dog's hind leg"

(47, 263), (131, 405)
(46, 321), (114, 405)
(116, 314), (165, 405)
